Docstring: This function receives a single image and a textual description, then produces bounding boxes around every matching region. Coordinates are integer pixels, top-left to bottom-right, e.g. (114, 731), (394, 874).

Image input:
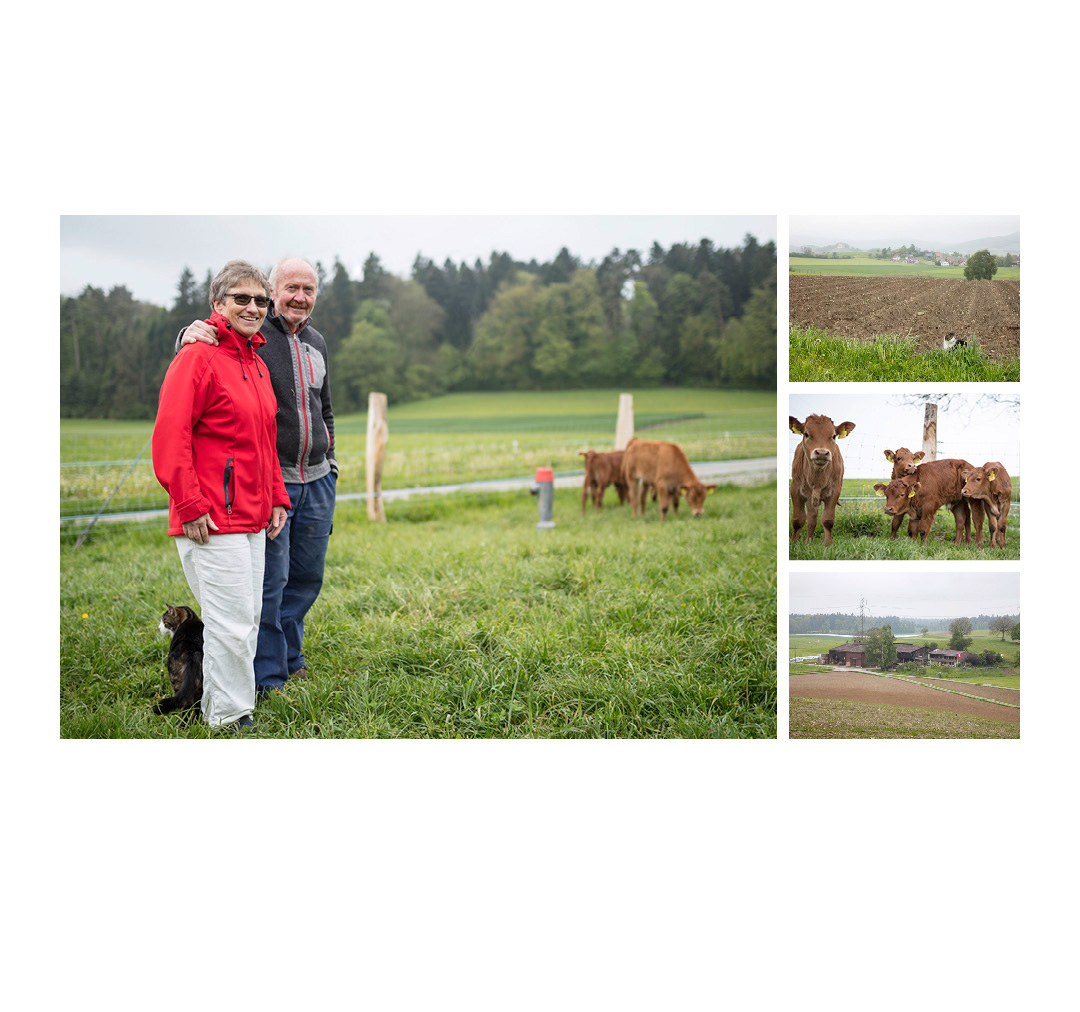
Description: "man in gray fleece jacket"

(178, 256), (337, 694)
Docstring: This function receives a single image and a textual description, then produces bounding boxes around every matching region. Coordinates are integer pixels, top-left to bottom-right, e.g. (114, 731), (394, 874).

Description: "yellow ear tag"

(988, 471), (996, 481)
(874, 487), (885, 497)
(908, 488), (917, 498)
(790, 425), (800, 434)
(837, 430), (848, 438)
(885, 451), (894, 461)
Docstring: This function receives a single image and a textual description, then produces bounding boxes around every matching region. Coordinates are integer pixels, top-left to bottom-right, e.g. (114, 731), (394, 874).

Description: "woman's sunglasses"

(225, 293), (271, 308)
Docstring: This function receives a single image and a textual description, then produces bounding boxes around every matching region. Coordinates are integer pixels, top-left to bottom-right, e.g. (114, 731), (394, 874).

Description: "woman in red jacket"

(153, 260), (291, 729)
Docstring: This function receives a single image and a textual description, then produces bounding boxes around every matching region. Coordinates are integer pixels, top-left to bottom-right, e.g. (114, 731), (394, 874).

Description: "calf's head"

(883, 447), (924, 477)
(682, 482), (718, 516)
(790, 415), (856, 470)
(960, 465), (999, 499)
(873, 475), (920, 516)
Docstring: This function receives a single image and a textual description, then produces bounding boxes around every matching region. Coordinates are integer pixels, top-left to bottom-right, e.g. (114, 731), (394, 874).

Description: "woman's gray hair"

(210, 260), (271, 307)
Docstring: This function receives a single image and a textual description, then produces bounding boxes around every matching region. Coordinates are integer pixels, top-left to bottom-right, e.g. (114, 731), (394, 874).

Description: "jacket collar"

(209, 310), (267, 351)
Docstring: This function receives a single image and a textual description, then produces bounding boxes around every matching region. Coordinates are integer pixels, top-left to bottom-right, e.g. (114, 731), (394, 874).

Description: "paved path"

(790, 666), (1020, 723)
(342, 456), (777, 505)
(68, 458), (776, 525)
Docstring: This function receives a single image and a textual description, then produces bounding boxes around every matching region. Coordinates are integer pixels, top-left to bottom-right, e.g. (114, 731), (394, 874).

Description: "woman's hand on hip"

(182, 513), (218, 543)
(267, 506), (288, 540)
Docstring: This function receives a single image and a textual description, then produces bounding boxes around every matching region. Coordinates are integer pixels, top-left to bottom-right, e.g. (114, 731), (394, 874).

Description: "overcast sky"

(788, 392), (1020, 478)
(790, 572), (1019, 620)
(60, 215), (776, 309)
(790, 214), (1019, 246)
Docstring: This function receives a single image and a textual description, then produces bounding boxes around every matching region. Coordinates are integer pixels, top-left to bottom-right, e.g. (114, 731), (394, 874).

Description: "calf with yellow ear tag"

(961, 461), (1012, 549)
(789, 413), (856, 546)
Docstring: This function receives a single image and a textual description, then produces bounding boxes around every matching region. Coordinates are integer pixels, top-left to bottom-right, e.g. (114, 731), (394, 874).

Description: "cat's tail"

(152, 655), (202, 715)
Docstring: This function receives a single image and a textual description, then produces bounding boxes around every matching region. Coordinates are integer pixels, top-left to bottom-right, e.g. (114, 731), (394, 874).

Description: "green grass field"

(61, 483), (777, 738)
(61, 388), (775, 522)
(789, 327), (1020, 382)
(788, 255), (1020, 282)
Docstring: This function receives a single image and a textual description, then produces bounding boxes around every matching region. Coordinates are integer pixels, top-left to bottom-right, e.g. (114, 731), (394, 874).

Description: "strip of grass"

(61, 484), (777, 739)
(789, 326), (1019, 382)
(788, 256), (1020, 281)
(789, 697), (1019, 739)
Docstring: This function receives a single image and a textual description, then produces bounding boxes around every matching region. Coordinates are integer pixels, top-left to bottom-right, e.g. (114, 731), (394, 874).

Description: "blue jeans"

(255, 470), (336, 691)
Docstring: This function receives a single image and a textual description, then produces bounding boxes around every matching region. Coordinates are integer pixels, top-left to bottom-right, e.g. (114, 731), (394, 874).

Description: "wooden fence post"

(614, 393), (634, 450)
(366, 391), (388, 523)
(922, 403), (938, 462)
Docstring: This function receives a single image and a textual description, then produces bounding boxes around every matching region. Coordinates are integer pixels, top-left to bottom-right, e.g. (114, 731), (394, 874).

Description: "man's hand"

(182, 513), (219, 544)
(181, 319), (219, 346)
(267, 506), (288, 540)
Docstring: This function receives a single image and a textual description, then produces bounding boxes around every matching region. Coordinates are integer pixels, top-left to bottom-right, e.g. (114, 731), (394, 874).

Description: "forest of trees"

(60, 235), (776, 418)
(789, 613), (1019, 635)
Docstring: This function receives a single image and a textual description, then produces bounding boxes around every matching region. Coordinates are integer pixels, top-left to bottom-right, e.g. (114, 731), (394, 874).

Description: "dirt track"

(790, 668), (1019, 723)
(790, 275), (1020, 359)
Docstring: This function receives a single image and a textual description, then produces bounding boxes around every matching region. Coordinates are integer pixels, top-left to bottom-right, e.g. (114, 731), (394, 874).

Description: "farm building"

(826, 643), (866, 666)
(895, 644), (930, 664)
(928, 649), (979, 667)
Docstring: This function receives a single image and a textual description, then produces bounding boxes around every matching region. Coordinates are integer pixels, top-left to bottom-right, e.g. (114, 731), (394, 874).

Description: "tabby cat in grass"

(153, 605), (203, 715)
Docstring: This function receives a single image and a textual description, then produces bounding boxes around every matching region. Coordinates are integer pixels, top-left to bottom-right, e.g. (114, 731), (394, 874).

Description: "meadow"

(788, 255), (1021, 282)
(61, 388), (774, 524)
(60, 388), (777, 738)
(789, 326), (1020, 383)
(60, 484), (777, 738)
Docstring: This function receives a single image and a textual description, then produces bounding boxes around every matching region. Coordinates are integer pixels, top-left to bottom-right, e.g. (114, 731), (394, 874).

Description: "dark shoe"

(236, 714), (254, 728)
(289, 666), (310, 680)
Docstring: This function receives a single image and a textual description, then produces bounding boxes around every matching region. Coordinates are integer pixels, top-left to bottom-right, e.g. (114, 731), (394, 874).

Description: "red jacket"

(153, 312), (291, 536)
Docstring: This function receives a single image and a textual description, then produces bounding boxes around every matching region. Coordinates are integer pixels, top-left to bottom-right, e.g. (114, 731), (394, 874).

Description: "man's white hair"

(269, 256), (319, 293)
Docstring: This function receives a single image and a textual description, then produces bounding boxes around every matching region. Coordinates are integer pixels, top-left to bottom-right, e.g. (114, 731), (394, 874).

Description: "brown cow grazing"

(578, 450), (628, 514)
(789, 414), (855, 545)
(961, 462), (1012, 549)
(872, 461), (984, 545)
(622, 438), (716, 521)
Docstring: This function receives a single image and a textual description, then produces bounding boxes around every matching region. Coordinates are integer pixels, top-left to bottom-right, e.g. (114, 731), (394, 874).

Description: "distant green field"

(789, 255), (1020, 281)
(60, 388), (775, 521)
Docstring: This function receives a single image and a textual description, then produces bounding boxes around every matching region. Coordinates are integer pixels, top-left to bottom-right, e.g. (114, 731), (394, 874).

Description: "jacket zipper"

(223, 458), (234, 515)
(292, 335), (310, 481)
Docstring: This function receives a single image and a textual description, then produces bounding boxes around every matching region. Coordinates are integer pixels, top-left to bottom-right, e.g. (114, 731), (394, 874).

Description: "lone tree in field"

(1011, 622), (1020, 641)
(990, 615), (1014, 641)
(949, 617), (973, 651)
(964, 249), (998, 281)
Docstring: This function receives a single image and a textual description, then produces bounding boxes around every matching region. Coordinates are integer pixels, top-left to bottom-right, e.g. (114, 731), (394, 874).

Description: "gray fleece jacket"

(177, 310), (336, 485)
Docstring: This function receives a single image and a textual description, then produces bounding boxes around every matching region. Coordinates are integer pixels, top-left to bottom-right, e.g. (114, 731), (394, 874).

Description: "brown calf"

(622, 438), (716, 521)
(961, 462), (1012, 549)
(790, 414), (855, 545)
(578, 450), (628, 514)
(872, 458), (984, 545)
(881, 447), (926, 537)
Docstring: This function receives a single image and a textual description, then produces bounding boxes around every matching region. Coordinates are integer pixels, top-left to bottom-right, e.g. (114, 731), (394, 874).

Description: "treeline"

(60, 236), (775, 418)
(789, 613), (1019, 635)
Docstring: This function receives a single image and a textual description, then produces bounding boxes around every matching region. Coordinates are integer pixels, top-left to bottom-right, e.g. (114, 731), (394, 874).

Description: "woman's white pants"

(175, 531), (265, 727)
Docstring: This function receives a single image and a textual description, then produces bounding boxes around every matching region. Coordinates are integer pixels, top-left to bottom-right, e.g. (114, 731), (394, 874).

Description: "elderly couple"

(152, 257), (336, 730)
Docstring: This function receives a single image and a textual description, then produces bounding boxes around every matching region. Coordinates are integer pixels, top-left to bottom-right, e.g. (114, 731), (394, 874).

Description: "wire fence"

(61, 412), (774, 538)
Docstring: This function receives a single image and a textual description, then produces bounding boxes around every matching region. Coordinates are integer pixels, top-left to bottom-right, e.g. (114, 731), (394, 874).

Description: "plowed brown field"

(790, 275), (1020, 359)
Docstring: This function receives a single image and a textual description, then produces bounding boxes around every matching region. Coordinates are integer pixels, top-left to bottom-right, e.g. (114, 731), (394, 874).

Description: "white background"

(11, 2), (1073, 1009)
